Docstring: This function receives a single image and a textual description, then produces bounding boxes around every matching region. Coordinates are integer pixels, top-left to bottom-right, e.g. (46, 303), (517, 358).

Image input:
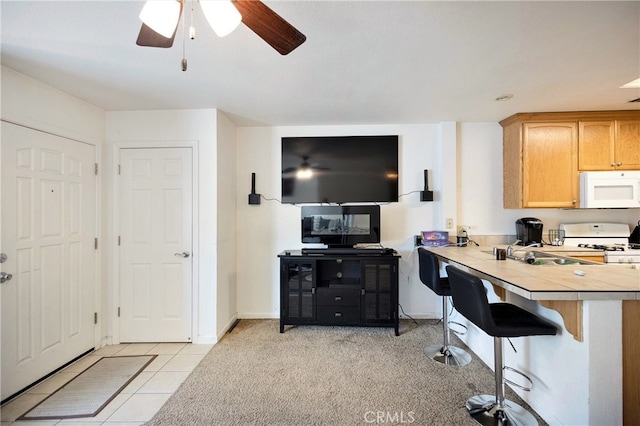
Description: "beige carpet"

(20, 355), (156, 420)
(145, 320), (546, 426)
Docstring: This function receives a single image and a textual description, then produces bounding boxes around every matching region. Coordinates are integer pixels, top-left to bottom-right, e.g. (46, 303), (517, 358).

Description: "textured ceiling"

(1, 0), (639, 126)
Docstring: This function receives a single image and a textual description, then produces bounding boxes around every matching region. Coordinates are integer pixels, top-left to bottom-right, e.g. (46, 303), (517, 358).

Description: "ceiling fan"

(136, 0), (306, 55)
(283, 156), (330, 179)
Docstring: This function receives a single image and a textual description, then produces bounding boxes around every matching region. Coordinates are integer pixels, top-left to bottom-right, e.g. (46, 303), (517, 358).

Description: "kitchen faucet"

(506, 240), (541, 258)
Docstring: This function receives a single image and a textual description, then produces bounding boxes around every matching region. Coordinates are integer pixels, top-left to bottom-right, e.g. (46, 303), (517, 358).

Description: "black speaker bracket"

(248, 172), (261, 205)
(420, 169), (434, 202)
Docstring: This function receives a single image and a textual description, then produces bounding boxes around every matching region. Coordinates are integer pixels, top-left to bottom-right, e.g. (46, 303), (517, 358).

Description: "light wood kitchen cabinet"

(501, 110), (640, 209)
(502, 118), (578, 208)
(579, 118), (640, 170)
(615, 120), (640, 169)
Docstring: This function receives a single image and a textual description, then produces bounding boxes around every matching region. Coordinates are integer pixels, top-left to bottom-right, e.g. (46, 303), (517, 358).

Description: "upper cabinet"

(579, 119), (640, 170)
(500, 111), (640, 209)
(502, 119), (578, 208)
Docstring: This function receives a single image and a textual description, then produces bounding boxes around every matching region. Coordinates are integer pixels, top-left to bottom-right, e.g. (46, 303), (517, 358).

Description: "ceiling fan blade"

(135, 0), (184, 48)
(136, 23), (177, 48)
(233, 0), (306, 55)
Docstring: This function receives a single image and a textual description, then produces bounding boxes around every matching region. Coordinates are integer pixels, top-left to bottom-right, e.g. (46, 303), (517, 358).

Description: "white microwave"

(580, 171), (640, 208)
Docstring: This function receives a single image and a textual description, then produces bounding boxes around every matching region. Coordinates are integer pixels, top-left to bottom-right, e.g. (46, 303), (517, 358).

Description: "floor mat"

(18, 355), (156, 420)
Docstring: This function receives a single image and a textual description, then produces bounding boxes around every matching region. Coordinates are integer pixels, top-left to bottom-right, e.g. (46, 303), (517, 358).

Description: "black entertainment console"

(278, 250), (400, 336)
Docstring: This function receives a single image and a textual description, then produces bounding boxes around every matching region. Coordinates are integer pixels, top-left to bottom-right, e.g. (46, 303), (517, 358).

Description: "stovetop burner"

(577, 243), (626, 251)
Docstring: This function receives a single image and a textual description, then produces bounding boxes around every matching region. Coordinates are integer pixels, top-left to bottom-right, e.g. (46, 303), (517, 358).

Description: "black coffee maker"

(515, 218), (544, 246)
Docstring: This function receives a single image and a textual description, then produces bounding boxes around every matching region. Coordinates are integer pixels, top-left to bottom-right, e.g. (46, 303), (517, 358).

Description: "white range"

(559, 222), (640, 265)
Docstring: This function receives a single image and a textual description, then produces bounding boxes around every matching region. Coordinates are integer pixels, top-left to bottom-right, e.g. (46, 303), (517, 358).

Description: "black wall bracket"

(248, 172), (261, 205)
(420, 169), (434, 202)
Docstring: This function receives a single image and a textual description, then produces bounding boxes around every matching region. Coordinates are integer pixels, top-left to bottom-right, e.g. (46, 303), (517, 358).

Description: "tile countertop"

(422, 245), (640, 301)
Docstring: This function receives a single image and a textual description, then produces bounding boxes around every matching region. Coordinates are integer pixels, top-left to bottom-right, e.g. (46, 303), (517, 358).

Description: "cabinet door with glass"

(361, 259), (398, 334)
(280, 260), (315, 332)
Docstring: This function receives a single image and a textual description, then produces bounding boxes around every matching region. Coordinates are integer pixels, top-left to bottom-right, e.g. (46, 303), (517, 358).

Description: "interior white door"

(1, 122), (97, 400)
(118, 147), (193, 342)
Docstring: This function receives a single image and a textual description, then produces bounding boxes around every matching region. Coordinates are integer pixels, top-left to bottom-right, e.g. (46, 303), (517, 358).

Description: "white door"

(1, 122), (97, 400)
(118, 147), (193, 342)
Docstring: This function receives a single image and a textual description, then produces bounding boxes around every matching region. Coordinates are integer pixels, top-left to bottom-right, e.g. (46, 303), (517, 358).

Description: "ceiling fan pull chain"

(189, 0), (195, 40)
(181, 0), (189, 71)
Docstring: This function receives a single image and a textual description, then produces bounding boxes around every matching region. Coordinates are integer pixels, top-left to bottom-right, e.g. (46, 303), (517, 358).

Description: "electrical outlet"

(446, 218), (454, 229)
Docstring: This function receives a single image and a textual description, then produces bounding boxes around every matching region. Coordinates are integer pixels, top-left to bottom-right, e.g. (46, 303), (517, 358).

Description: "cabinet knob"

(335, 296), (342, 301)
(611, 163), (616, 167)
(617, 162), (622, 166)
(334, 312), (343, 317)
(572, 199), (577, 204)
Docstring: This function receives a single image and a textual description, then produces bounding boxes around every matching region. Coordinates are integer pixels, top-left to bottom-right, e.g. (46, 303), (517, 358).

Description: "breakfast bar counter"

(422, 245), (640, 301)
(421, 245), (640, 426)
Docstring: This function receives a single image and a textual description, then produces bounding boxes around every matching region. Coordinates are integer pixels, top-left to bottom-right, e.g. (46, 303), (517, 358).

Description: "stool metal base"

(466, 394), (538, 426)
(424, 344), (472, 366)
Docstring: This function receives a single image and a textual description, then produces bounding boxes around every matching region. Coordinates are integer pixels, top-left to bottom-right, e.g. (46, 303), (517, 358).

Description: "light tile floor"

(1, 343), (213, 426)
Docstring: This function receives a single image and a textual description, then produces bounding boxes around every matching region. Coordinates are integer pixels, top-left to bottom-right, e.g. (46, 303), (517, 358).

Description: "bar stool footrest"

(448, 320), (468, 336)
(503, 366), (534, 392)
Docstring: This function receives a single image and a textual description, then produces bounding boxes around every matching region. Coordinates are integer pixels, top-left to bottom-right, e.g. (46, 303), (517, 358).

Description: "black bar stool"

(418, 248), (471, 366)
(445, 265), (557, 426)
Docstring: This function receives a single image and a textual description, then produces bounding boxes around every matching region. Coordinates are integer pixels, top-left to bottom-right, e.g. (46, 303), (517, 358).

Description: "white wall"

(458, 122), (639, 234)
(216, 111), (238, 337)
(5, 65), (638, 424)
(235, 123), (461, 320)
(0, 66), (107, 343)
(455, 123), (636, 424)
(0, 66), (105, 145)
(235, 120), (638, 425)
(1, 66), (240, 345)
(235, 121), (639, 320)
(105, 109), (233, 344)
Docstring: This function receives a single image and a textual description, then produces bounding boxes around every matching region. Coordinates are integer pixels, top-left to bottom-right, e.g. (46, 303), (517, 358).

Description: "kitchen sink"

(523, 251), (600, 265)
(482, 250), (599, 265)
(530, 257), (583, 265)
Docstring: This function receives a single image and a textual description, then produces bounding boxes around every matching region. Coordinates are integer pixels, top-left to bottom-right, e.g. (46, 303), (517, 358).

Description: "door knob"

(0, 272), (13, 283)
(174, 252), (191, 258)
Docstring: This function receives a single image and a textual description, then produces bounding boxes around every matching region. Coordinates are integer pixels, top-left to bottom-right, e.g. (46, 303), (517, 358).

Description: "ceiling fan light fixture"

(296, 168), (313, 179)
(621, 78), (640, 89)
(200, 0), (242, 37)
(139, 0), (182, 38)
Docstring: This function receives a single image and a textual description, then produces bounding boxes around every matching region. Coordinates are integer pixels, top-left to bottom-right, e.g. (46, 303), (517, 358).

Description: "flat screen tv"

(301, 205), (380, 248)
(282, 135), (398, 204)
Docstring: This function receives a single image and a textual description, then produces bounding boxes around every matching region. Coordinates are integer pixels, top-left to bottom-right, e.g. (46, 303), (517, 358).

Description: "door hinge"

(94, 238), (98, 250)
(94, 163), (98, 175)
(94, 312), (98, 324)
(118, 307), (121, 317)
(118, 236), (121, 246)
(117, 164), (121, 175)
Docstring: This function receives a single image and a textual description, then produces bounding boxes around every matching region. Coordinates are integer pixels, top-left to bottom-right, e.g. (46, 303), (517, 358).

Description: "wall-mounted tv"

(301, 205), (381, 248)
(282, 135), (399, 204)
